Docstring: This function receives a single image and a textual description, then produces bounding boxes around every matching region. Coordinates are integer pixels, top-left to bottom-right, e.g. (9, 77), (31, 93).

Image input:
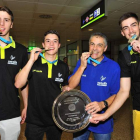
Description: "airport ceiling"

(0, 0), (140, 47)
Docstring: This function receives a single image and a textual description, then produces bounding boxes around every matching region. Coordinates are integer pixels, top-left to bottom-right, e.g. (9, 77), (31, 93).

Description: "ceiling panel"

(108, 11), (127, 19)
(34, 13), (59, 20)
(107, 0), (130, 12)
(60, 6), (87, 15)
(0, 0), (4, 5)
(3, 0), (38, 1)
(38, 0), (69, 5)
(17, 0), (38, 2)
(14, 17), (33, 24)
(36, 3), (64, 14)
(57, 14), (79, 21)
(119, 3), (140, 13)
(118, 0), (136, 2)
(13, 11), (34, 19)
(67, 0), (100, 8)
(33, 18), (53, 24)
(6, 1), (36, 12)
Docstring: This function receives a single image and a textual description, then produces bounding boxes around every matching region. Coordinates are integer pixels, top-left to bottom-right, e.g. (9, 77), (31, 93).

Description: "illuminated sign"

(28, 46), (36, 52)
(81, 0), (107, 29)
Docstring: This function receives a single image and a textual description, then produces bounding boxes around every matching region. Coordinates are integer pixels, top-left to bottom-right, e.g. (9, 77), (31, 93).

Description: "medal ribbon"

(87, 57), (100, 64)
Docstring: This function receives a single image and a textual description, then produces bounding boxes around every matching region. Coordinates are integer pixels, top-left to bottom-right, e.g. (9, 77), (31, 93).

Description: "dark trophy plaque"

(52, 89), (91, 132)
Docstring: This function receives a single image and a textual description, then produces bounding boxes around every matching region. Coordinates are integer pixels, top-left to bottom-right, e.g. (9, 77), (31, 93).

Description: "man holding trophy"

(68, 32), (120, 140)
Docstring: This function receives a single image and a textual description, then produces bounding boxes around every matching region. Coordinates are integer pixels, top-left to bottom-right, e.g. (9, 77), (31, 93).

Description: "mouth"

(92, 51), (98, 55)
(42, 48), (54, 53)
(0, 28), (4, 33)
(128, 34), (138, 43)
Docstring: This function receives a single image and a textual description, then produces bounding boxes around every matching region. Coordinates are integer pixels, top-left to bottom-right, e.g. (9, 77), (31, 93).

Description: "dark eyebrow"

(45, 39), (58, 41)
(98, 43), (103, 46)
(90, 42), (94, 44)
(122, 22), (138, 30)
(4, 18), (11, 21)
(131, 22), (138, 26)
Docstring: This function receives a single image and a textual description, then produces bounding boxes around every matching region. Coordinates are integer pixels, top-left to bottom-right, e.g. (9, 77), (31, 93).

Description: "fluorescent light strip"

(81, 13), (105, 29)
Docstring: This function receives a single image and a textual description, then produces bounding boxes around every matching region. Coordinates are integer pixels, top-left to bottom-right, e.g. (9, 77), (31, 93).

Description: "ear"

(121, 30), (125, 36)
(139, 21), (140, 29)
(104, 46), (107, 52)
(10, 22), (13, 29)
(42, 42), (45, 48)
(58, 43), (61, 49)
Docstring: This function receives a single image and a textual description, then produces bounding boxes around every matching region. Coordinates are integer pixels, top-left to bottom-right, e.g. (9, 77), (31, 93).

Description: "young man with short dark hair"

(90, 12), (140, 140)
(0, 6), (28, 140)
(15, 30), (69, 140)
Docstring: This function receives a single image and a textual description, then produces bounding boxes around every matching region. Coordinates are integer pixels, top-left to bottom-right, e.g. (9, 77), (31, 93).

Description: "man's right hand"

(131, 40), (140, 53)
(30, 48), (42, 63)
(80, 52), (90, 68)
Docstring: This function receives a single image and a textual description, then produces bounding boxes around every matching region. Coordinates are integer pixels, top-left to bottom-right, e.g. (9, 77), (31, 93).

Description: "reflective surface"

(52, 89), (91, 132)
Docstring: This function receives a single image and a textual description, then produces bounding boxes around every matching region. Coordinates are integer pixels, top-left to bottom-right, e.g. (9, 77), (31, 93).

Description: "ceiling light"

(88, 29), (93, 31)
(67, 40), (70, 41)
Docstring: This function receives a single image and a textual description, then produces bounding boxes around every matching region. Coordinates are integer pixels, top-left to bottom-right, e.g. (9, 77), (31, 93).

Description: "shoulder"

(58, 59), (68, 68)
(119, 47), (129, 58)
(106, 57), (120, 70)
(15, 42), (27, 52)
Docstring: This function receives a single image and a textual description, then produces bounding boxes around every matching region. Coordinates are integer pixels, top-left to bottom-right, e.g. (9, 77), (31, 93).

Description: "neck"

(96, 55), (104, 62)
(92, 62), (98, 66)
(0, 35), (11, 47)
(0, 33), (10, 40)
(44, 53), (57, 61)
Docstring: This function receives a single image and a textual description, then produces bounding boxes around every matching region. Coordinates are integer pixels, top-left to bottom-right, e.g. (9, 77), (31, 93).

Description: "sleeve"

(61, 64), (69, 86)
(21, 47), (28, 69)
(118, 50), (131, 78)
(109, 63), (121, 95)
(68, 59), (81, 80)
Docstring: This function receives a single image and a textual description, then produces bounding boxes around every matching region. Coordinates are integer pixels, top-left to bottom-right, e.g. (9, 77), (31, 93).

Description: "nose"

(93, 45), (97, 50)
(0, 19), (4, 26)
(129, 26), (134, 33)
(50, 40), (54, 45)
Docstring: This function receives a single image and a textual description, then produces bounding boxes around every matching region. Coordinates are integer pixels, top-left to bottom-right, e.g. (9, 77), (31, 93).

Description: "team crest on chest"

(55, 73), (64, 82)
(7, 55), (17, 65)
(97, 75), (107, 86)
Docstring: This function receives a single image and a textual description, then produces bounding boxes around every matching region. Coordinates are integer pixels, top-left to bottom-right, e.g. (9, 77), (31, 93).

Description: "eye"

(46, 40), (50, 43)
(132, 24), (137, 27)
(54, 40), (58, 43)
(90, 42), (94, 46)
(5, 19), (10, 22)
(123, 27), (128, 31)
(97, 44), (103, 47)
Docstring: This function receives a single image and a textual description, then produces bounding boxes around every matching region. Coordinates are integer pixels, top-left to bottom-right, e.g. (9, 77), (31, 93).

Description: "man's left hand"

(85, 101), (104, 114)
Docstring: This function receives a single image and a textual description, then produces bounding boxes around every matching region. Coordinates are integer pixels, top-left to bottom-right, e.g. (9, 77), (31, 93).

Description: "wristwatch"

(103, 100), (108, 109)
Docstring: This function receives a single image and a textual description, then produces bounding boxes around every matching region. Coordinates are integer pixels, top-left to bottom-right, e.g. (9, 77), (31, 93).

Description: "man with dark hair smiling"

(15, 30), (69, 140)
(90, 12), (140, 140)
(0, 6), (28, 140)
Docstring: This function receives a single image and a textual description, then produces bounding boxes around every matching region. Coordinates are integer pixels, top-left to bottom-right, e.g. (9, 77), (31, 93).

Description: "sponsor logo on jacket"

(97, 75), (107, 86)
(7, 55), (17, 65)
(55, 73), (63, 82)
